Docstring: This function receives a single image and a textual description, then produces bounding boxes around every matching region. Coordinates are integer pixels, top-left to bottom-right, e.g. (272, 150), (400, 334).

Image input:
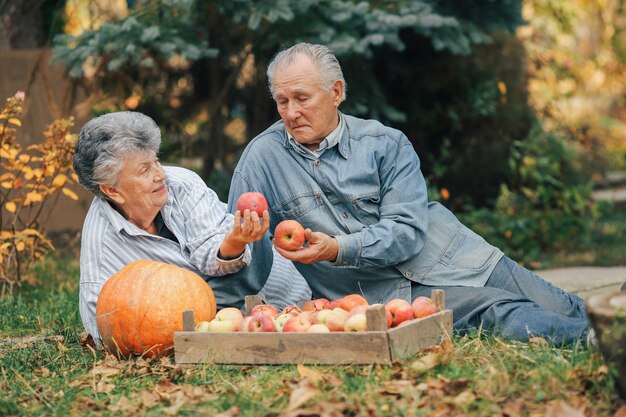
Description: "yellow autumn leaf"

(1, 181), (12, 189)
(18, 154), (30, 163)
(8, 118), (21, 127)
(70, 172), (78, 181)
(24, 191), (43, 205)
(5, 201), (17, 213)
(44, 165), (55, 176)
(61, 187), (79, 200)
(16, 241), (25, 251)
(52, 174), (67, 188)
(0, 148), (11, 159)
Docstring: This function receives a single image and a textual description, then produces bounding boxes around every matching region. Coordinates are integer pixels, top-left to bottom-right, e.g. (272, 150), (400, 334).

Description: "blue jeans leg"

(412, 257), (591, 345)
(485, 256), (589, 320)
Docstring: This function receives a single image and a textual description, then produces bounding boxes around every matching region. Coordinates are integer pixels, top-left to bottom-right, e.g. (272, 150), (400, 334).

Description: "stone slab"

(536, 266), (626, 299)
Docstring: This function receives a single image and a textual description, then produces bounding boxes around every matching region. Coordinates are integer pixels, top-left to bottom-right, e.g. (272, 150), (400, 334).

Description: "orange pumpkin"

(96, 260), (216, 358)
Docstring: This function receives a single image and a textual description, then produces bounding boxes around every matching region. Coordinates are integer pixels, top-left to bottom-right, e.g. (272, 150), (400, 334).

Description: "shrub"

(460, 124), (597, 264)
(0, 92), (78, 295)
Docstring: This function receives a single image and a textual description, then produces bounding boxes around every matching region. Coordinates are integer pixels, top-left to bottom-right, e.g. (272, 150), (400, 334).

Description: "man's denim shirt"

(228, 114), (504, 304)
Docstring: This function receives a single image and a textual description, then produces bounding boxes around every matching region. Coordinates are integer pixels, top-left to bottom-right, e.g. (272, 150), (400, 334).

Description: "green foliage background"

(49, 0), (626, 262)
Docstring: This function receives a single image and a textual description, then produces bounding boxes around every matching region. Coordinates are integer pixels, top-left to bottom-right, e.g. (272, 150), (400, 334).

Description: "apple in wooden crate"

(214, 307), (244, 328)
(249, 304), (279, 318)
(412, 296), (438, 319)
(344, 313), (367, 332)
(282, 315), (312, 332)
(207, 319), (237, 332)
(331, 294), (368, 312)
(195, 321), (211, 332)
(248, 315), (277, 332)
(307, 323), (331, 333)
(237, 316), (253, 332)
(273, 313), (292, 332)
(282, 305), (302, 316)
(385, 299), (414, 327)
(302, 298), (330, 311)
(326, 308), (350, 331)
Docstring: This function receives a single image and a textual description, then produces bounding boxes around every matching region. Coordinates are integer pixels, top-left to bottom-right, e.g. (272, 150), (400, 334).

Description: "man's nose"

(285, 102), (301, 120)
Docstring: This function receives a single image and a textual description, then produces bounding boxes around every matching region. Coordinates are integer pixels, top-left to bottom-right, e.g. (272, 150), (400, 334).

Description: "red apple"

(236, 191), (269, 217)
(282, 315), (312, 332)
(248, 315), (277, 332)
(412, 297), (438, 319)
(273, 313), (292, 332)
(249, 304), (279, 318)
(215, 307), (244, 328)
(348, 305), (369, 316)
(338, 294), (369, 311)
(344, 313), (367, 332)
(282, 305), (302, 316)
(313, 309), (332, 324)
(385, 298), (414, 327)
(237, 316), (253, 332)
(326, 308), (350, 332)
(302, 298), (330, 312)
(307, 324), (331, 333)
(274, 220), (306, 251)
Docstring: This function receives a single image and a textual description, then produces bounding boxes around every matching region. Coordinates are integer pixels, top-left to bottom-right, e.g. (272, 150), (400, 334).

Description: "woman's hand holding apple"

(219, 209), (270, 259)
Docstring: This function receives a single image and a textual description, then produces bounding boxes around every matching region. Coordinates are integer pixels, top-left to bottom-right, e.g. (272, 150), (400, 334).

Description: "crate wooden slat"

(174, 290), (452, 365)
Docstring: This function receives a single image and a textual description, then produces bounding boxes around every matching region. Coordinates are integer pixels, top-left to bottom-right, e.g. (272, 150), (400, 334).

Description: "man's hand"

(219, 209), (270, 259)
(274, 229), (338, 264)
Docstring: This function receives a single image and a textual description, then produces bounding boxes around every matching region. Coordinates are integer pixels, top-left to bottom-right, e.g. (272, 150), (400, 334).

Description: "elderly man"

(74, 111), (310, 341)
(228, 42), (593, 345)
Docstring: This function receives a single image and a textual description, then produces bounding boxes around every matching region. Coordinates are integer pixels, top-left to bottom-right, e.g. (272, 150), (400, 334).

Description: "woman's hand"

(218, 209), (270, 259)
(273, 229), (339, 264)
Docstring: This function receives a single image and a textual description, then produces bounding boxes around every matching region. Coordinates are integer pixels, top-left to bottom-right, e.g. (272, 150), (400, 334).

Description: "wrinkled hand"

(219, 209), (270, 259)
(274, 229), (339, 264)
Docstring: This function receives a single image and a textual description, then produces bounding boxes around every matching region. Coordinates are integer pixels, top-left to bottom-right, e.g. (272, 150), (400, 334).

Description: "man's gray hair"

(267, 43), (347, 101)
(73, 111), (161, 198)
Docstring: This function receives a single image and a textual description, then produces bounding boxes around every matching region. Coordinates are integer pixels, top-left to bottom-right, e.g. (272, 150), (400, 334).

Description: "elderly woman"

(75, 111), (310, 341)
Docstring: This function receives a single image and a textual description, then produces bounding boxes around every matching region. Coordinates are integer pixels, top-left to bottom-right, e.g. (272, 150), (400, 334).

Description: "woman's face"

(100, 151), (168, 225)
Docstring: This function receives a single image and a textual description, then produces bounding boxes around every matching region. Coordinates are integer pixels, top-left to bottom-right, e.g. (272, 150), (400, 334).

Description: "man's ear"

(99, 184), (125, 205)
(332, 80), (344, 106)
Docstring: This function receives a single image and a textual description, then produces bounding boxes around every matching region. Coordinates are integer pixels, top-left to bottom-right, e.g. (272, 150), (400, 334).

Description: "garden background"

(1, 0), (626, 416)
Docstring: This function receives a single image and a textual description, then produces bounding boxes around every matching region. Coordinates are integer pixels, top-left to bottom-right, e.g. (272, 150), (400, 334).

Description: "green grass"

(1, 257), (623, 416)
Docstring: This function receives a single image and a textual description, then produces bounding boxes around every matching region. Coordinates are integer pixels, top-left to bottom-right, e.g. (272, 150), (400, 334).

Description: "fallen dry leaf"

(381, 380), (415, 397)
(215, 405), (241, 417)
(546, 400), (585, 417)
(614, 405), (626, 417)
(287, 378), (320, 411)
(297, 363), (323, 384)
(108, 396), (137, 414)
(280, 399), (350, 417)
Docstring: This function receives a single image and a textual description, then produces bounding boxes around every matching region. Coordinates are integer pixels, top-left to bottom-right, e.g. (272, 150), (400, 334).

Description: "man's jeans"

(411, 256), (590, 345)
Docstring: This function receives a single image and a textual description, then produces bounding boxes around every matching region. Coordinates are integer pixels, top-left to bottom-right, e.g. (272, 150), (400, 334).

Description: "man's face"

(273, 54), (344, 150)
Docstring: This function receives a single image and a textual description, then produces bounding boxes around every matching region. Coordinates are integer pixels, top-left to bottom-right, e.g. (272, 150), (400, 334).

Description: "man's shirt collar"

(286, 112), (345, 158)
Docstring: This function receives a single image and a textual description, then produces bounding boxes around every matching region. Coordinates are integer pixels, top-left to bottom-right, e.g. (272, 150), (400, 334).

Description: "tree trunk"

(0, 0), (46, 50)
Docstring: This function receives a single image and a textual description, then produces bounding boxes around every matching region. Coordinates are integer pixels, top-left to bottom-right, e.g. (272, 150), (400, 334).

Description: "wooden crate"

(174, 289), (453, 365)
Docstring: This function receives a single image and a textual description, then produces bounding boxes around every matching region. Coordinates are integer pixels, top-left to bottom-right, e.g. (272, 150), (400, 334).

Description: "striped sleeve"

(258, 247), (312, 310)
